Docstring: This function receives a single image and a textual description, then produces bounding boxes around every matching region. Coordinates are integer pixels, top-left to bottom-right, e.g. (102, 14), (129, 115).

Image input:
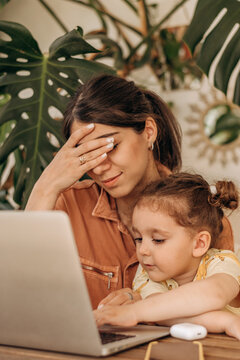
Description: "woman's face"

(71, 121), (158, 199)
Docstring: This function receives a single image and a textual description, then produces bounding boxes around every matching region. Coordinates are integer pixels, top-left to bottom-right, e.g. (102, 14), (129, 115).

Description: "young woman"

(94, 173), (240, 339)
(26, 75), (234, 309)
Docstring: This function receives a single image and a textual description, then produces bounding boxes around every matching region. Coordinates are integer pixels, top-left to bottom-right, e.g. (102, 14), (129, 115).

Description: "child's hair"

(63, 74), (182, 172)
(136, 173), (239, 247)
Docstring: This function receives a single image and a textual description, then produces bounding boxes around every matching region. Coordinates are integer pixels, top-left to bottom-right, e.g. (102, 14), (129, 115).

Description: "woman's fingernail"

(106, 137), (114, 143)
(98, 304), (104, 309)
(101, 153), (107, 158)
(106, 142), (114, 149)
(86, 123), (94, 129)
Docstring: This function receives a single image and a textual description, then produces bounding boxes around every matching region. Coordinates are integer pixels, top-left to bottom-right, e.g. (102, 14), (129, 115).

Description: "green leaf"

(0, 190), (14, 209)
(183, 0), (240, 106)
(0, 21), (115, 207)
(0, 0), (10, 9)
(86, 33), (125, 69)
(0, 95), (12, 179)
(204, 104), (240, 145)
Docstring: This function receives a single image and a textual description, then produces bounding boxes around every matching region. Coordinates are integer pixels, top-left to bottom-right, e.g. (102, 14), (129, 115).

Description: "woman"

(26, 74), (233, 309)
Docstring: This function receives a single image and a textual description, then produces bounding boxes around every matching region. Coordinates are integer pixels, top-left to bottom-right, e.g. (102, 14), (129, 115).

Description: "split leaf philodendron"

(0, 21), (115, 207)
(184, 0), (240, 106)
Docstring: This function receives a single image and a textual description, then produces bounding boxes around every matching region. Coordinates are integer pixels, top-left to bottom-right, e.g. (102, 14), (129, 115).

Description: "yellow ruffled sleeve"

(132, 264), (178, 299)
(195, 248), (240, 286)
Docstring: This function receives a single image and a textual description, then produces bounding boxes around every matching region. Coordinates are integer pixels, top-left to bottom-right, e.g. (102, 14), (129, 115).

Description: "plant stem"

(93, 0), (133, 51)
(138, 0), (150, 35)
(64, 0), (142, 35)
(38, 0), (69, 33)
(127, 0), (190, 62)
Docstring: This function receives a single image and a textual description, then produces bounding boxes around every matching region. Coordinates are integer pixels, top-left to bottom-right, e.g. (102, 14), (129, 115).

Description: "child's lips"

(144, 263), (154, 268)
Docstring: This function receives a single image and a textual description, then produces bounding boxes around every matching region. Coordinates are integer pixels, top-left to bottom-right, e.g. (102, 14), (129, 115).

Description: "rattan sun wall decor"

(185, 84), (240, 166)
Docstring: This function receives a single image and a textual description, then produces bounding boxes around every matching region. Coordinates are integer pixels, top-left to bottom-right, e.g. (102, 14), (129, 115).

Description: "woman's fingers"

(74, 136), (114, 156)
(64, 124), (115, 169)
(66, 123), (95, 148)
(75, 139), (114, 163)
(78, 152), (108, 173)
(98, 289), (139, 308)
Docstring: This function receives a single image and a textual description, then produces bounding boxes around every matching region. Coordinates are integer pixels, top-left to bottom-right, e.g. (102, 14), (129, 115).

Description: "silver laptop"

(0, 211), (169, 356)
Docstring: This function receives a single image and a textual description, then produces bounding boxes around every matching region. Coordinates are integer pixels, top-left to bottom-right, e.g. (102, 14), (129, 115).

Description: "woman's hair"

(63, 74), (182, 172)
(136, 172), (239, 247)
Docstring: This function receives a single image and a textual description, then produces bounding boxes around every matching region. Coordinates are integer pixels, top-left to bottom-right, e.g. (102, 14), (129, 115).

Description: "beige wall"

(1, 0), (239, 248)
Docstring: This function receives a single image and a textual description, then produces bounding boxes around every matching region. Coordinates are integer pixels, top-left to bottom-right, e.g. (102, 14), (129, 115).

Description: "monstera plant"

(184, 0), (240, 106)
(0, 22), (115, 207)
(0, 0), (239, 208)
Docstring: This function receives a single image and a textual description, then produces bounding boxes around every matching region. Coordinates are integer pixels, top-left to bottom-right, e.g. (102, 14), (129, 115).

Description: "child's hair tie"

(209, 185), (217, 195)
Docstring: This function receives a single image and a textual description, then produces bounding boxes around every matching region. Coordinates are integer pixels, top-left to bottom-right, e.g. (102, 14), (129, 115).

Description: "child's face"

(132, 205), (197, 285)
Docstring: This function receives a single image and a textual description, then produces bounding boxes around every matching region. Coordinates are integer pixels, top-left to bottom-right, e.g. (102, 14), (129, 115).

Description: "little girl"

(94, 173), (240, 339)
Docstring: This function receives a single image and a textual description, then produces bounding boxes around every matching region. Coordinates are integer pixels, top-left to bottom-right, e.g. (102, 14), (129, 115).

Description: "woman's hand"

(94, 304), (138, 327)
(26, 123), (114, 209)
(97, 288), (141, 308)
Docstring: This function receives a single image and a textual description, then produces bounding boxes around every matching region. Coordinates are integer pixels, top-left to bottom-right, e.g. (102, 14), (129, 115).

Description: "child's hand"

(94, 304), (138, 327)
(97, 288), (141, 309)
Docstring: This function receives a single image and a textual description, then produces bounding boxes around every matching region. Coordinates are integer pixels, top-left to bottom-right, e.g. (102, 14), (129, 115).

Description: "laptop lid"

(0, 211), (169, 356)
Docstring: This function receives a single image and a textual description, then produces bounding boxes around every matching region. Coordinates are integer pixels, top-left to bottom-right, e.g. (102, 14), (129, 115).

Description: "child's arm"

(94, 273), (239, 326)
(134, 273), (239, 323)
(159, 311), (240, 340)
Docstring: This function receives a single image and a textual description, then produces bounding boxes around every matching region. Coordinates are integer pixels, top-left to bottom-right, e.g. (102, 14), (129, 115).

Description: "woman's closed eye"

(112, 143), (118, 150)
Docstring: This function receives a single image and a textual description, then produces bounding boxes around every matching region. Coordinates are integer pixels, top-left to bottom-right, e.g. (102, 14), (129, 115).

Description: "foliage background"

(0, 0), (239, 222)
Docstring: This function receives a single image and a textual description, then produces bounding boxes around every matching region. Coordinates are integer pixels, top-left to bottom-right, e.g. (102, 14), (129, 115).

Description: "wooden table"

(0, 334), (239, 360)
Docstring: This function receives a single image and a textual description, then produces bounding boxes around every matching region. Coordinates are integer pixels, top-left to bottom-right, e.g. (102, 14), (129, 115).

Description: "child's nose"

(139, 242), (151, 256)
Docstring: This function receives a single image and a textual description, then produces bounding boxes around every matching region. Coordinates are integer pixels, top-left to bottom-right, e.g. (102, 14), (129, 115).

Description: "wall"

(1, 0), (239, 249)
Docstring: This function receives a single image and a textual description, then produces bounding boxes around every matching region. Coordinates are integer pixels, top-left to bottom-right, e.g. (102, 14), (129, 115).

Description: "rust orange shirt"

(55, 180), (234, 309)
(55, 180), (138, 309)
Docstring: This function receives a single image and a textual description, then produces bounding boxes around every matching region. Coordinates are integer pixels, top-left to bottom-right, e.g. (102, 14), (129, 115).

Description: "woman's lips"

(102, 173), (122, 187)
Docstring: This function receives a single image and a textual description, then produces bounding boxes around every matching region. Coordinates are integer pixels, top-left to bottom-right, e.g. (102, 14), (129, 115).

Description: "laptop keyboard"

(99, 331), (136, 344)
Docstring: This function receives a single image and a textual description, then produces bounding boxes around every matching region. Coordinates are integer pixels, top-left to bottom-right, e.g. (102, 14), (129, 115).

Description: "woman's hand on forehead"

(37, 124), (114, 193)
(25, 123), (115, 209)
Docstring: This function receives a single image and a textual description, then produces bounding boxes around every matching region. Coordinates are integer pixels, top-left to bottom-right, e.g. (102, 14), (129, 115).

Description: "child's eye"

(153, 239), (165, 244)
(134, 237), (142, 243)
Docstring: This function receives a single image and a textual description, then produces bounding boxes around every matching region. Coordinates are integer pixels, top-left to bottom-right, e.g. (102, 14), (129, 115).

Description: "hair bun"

(208, 181), (238, 210)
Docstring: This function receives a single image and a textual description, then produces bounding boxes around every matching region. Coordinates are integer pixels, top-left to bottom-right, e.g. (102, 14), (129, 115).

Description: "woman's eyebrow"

(95, 131), (119, 139)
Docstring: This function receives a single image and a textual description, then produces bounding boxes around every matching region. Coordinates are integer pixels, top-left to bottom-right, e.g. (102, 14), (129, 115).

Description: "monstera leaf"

(0, 21), (115, 207)
(183, 0), (240, 106)
(0, 0), (10, 9)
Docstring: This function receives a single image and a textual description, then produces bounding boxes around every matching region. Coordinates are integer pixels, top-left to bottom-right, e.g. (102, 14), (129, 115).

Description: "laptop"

(0, 211), (169, 356)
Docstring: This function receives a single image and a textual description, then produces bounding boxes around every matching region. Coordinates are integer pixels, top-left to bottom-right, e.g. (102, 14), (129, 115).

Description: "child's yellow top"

(133, 248), (240, 315)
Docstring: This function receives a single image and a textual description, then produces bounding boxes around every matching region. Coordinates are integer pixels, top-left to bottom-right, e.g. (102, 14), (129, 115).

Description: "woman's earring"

(150, 142), (154, 151)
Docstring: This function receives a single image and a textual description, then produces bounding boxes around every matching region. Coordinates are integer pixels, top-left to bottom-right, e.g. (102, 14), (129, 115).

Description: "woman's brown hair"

(136, 172), (239, 247)
(63, 74), (182, 172)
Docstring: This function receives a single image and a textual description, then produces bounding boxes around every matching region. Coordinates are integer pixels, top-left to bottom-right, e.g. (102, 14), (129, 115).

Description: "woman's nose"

(91, 158), (111, 175)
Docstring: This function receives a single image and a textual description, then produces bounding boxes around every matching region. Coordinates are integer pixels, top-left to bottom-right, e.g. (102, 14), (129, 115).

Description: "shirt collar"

(92, 186), (119, 222)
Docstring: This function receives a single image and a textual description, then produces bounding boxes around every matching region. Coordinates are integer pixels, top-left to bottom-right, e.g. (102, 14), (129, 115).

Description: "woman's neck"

(116, 195), (138, 234)
(116, 162), (170, 233)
